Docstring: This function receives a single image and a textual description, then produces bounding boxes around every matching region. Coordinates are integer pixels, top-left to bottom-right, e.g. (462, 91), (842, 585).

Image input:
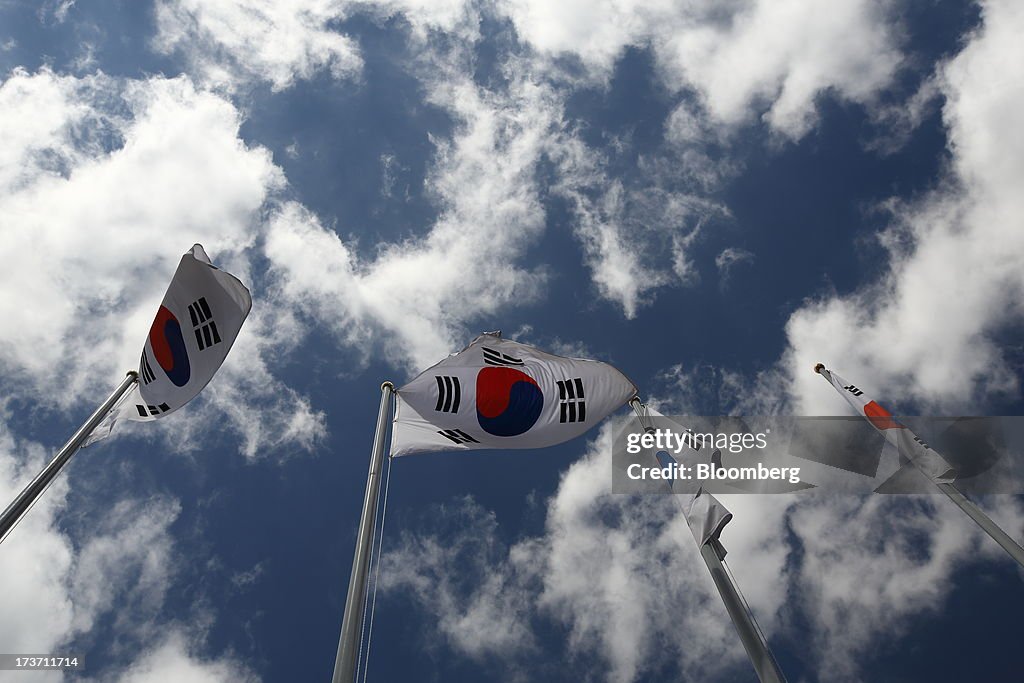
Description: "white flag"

(391, 332), (636, 456)
(820, 367), (956, 484)
(87, 245), (251, 444)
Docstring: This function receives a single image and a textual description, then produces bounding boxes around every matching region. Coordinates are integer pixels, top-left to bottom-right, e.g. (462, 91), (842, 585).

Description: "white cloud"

(382, 498), (539, 665)
(149, 0), (910, 326)
(152, 0), (484, 93)
(785, 492), (1024, 680)
(263, 65), (556, 369)
(781, 0), (1024, 414)
(0, 68), (322, 458)
(153, 0), (362, 91)
(714, 246), (754, 286)
(0, 412), (262, 683)
(504, 0), (662, 77)
(507, 0), (904, 139)
(109, 629), (257, 683)
(0, 419), (74, 672)
(383, 424), (753, 682)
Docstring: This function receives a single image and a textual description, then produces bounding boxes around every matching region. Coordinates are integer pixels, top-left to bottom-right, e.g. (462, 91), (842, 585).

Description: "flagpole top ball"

(381, 381), (395, 392)
(127, 370), (139, 380)
(814, 363), (825, 374)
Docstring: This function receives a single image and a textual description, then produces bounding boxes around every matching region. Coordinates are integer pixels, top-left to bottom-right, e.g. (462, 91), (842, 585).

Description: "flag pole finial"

(381, 380), (395, 391)
(813, 363), (825, 374)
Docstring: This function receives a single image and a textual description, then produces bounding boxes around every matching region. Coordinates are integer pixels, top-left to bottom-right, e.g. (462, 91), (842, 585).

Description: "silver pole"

(814, 364), (1024, 569)
(937, 483), (1024, 568)
(333, 381), (394, 683)
(699, 540), (787, 683)
(0, 371), (138, 545)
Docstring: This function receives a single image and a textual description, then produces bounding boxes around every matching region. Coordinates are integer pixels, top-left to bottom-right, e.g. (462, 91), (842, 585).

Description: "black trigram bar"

(482, 346), (524, 366)
(437, 428), (479, 445)
(557, 378), (586, 423)
(434, 376), (461, 413)
(188, 297), (212, 325)
(195, 321), (222, 350)
(140, 352), (156, 385)
(136, 403), (171, 417)
(557, 378), (585, 400)
(913, 435), (931, 449)
(190, 297), (222, 351)
(844, 384), (864, 397)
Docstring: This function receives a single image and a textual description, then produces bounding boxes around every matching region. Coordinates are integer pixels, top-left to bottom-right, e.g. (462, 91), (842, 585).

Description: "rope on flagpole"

(334, 381), (394, 683)
(721, 555), (785, 676)
(360, 453), (395, 683)
(353, 463), (382, 683)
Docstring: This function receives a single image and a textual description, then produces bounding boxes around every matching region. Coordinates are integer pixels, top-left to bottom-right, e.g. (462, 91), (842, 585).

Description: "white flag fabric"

(86, 245), (251, 444)
(821, 368), (956, 484)
(683, 488), (733, 547)
(390, 332), (637, 456)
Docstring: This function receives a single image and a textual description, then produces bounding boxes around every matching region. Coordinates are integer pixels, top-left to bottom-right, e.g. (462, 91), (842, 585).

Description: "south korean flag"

(390, 332), (637, 456)
(87, 245), (251, 444)
(820, 367), (956, 484)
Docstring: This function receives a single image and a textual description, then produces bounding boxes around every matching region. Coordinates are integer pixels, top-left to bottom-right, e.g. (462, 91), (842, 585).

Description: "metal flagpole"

(628, 397), (653, 433)
(333, 381), (394, 683)
(814, 364), (1024, 570)
(699, 540), (787, 683)
(0, 371), (139, 546)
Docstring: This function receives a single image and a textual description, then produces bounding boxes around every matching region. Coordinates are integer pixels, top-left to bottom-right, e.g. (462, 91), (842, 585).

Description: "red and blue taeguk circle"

(149, 305), (191, 387)
(476, 366), (544, 437)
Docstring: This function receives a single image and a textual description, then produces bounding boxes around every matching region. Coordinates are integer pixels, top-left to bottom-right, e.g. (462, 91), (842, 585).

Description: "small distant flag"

(390, 332), (637, 456)
(86, 244), (252, 444)
(817, 365), (956, 484)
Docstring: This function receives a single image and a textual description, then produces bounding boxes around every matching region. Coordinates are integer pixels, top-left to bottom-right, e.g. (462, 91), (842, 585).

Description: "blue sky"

(1, 1), (1023, 681)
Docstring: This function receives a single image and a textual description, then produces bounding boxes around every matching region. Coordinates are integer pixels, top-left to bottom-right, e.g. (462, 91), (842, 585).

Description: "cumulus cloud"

(0, 68), (323, 458)
(507, 0), (904, 139)
(782, 0), (1024, 414)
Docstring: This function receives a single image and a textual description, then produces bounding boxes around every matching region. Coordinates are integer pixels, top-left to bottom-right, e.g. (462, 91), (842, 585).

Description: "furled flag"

(816, 365), (956, 484)
(390, 332), (637, 456)
(621, 405), (733, 546)
(655, 451), (734, 546)
(87, 244), (251, 443)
